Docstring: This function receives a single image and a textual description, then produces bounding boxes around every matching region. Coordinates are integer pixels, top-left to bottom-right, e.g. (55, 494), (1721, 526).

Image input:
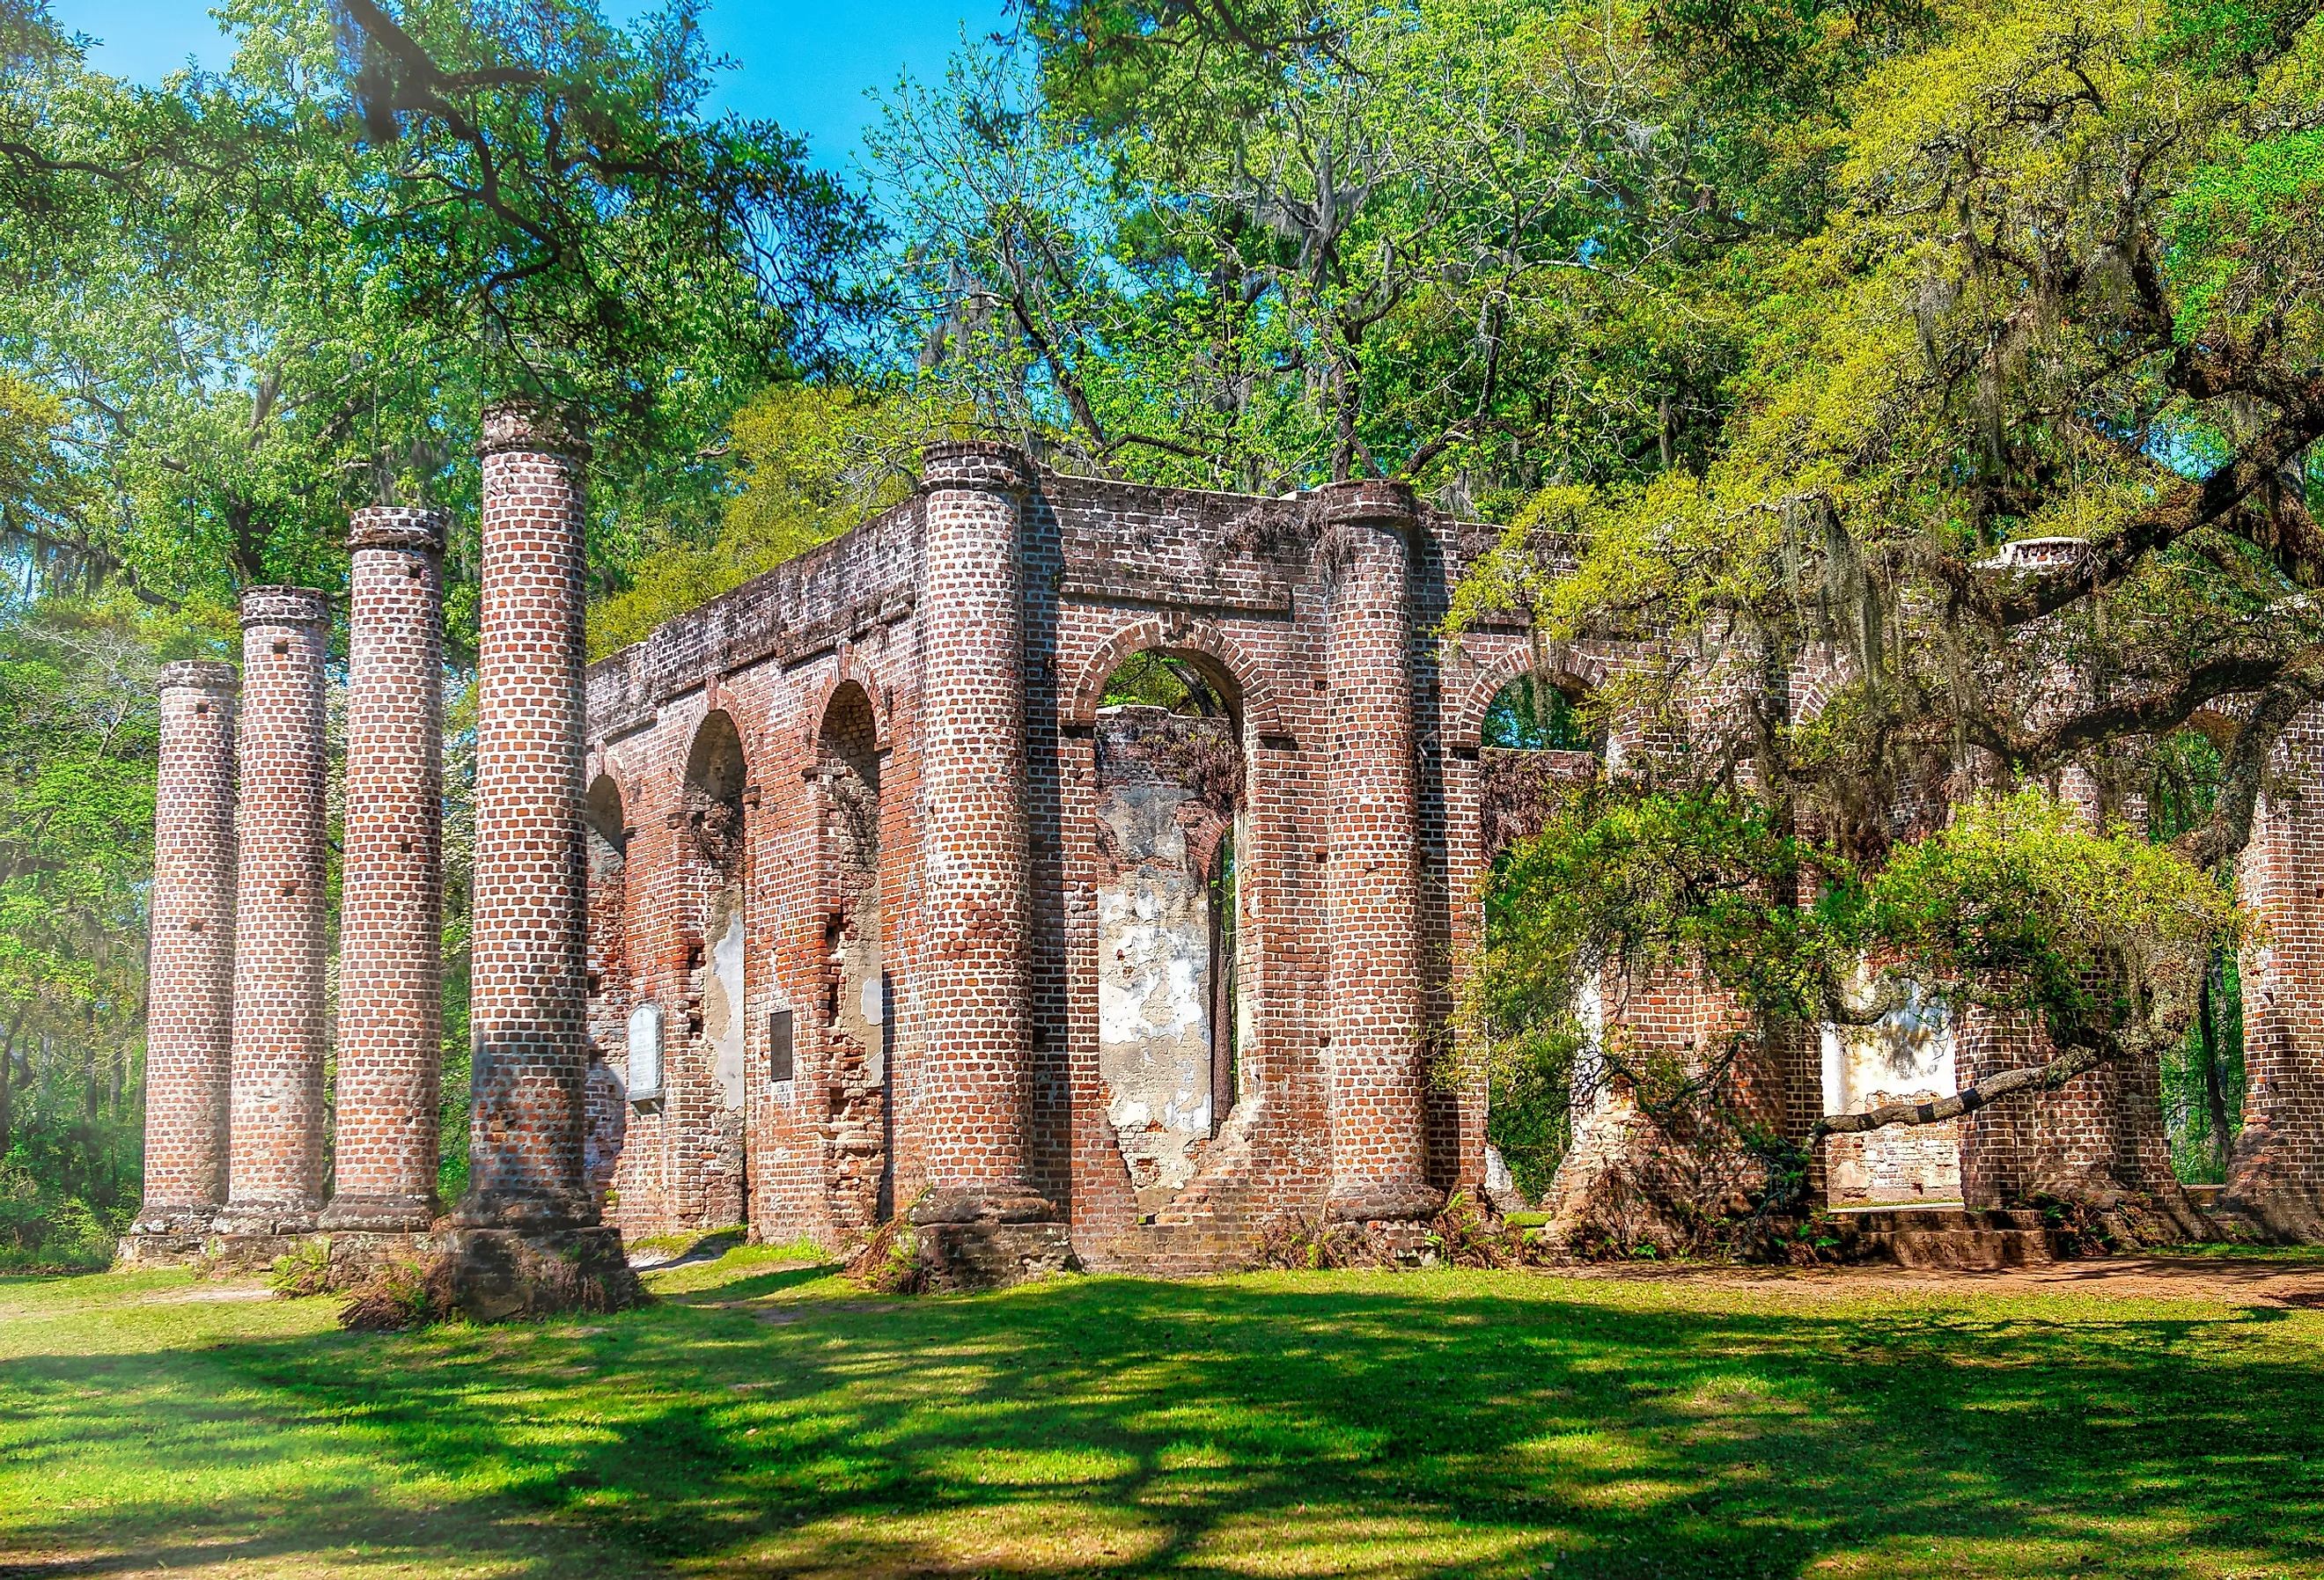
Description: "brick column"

(911, 441), (1048, 1224)
(217, 586), (332, 1235)
(453, 401), (596, 1231)
(2229, 709), (2324, 1237)
(321, 507), (448, 1232)
(133, 660), (239, 1234)
(1317, 481), (1439, 1224)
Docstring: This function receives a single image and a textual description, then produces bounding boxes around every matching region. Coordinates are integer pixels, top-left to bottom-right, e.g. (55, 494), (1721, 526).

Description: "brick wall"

(567, 450), (2259, 1266)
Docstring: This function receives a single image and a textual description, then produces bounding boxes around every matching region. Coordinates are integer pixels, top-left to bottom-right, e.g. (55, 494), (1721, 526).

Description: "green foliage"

(267, 1239), (334, 1299)
(1461, 786), (2251, 1141)
(1481, 675), (1600, 753)
(872, 0), (1776, 492)
(2161, 955), (2247, 1183)
(585, 384), (939, 658)
(1096, 650), (1230, 715)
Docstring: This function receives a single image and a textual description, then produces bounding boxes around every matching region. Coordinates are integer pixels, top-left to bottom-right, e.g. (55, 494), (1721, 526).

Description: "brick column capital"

(158, 659), (239, 695)
(1314, 478), (1418, 532)
(239, 585), (332, 629)
(479, 398), (592, 461)
(922, 441), (1029, 496)
(349, 505), (449, 555)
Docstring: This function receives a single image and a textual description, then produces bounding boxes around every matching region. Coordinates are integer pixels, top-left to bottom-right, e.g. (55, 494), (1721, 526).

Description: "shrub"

(268, 1239), (334, 1298)
(340, 1256), (459, 1331)
(0, 1165), (129, 1272)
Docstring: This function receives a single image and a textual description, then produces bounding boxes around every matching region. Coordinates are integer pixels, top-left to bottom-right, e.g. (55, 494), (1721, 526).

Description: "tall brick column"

(1317, 481), (1439, 1226)
(911, 441), (1052, 1231)
(217, 586), (332, 1236)
(2229, 709), (2324, 1238)
(321, 507), (448, 1232)
(133, 660), (239, 1235)
(453, 401), (598, 1231)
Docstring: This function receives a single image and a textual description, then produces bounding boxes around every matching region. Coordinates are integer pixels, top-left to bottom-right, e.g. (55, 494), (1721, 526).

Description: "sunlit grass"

(3, 1252), (2320, 1576)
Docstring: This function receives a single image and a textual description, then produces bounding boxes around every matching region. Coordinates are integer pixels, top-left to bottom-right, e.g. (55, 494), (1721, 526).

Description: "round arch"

(1067, 617), (1291, 741)
(1445, 642), (1608, 753)
(804, 649), (892, 753)
(584, 771), (629, 854)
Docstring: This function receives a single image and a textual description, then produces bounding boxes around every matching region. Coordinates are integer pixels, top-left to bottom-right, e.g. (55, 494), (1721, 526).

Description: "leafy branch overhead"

(1444, 0), (2324, 1171)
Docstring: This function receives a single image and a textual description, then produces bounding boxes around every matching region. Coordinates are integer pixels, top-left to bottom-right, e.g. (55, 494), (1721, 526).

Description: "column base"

(319, 1193), (441, 1233)
(440, 1226), (644, 1322)
(211, 1198), (322, 1237)
(1324, 1181), (1445, 1224)
(907, 1188), (1074, 1290)
(114, 1230), (211, 1268)
(127, 1202), (220, 1238)
(450, 1186), (599, 1231)
(908, 1187), (1059, 1225)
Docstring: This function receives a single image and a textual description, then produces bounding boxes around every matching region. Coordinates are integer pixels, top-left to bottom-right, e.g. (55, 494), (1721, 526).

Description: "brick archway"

(1444, 643), (1608, 753)
(803, 648), (894, 753)
(1066, 617), (1290, 740)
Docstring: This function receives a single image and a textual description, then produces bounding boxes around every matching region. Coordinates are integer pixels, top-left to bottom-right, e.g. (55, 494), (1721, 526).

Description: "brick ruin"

(124, 403), (635, 1312)
(125, 432), (2324, 1288)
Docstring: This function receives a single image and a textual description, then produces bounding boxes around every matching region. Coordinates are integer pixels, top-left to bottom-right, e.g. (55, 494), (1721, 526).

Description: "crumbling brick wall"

(1092, 704), (1241, 1216)
(571, 451), (2272, 1265)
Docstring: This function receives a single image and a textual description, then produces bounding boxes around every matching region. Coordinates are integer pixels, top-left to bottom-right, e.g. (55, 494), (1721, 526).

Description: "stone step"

(1093, 1221), (1257, 1275)
(1840, 1225), (2068, 1270)
(1837, 1207), (2049, 1234)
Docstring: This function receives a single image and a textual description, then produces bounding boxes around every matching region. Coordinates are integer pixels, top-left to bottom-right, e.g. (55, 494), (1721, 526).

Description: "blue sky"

(52, 1), (1006, 172)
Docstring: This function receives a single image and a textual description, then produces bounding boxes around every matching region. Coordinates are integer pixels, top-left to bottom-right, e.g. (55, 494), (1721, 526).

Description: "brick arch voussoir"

(804, 649), (893, 751)
(1446, 640), (1608, 753)
(1067, 617), (1287, 740)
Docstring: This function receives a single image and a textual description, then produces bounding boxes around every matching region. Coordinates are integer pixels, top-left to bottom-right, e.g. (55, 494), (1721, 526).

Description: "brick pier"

(216, 586), (333, 1236)
(131, 661), (239, 1235)
(907, 442), (1071, 1284)
(454, 401), (599, 1232)
(1317, 481), (1439, 1237)
(320, 507), (449, 1233)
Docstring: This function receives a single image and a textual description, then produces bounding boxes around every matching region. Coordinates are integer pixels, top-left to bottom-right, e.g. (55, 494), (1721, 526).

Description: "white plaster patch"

(1095, 780), (1217, 1209)
(705, 891), (747, 1111)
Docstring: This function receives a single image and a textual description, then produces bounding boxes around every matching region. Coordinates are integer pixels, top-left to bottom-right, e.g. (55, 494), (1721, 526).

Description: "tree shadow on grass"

(7, 1270), (2322, 1577)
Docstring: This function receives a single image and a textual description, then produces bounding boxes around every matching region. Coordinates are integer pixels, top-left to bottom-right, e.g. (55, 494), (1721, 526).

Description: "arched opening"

(1093, 649), (1247, 1217)
(815, 681), (888, 1227)
(582, 774), (631, 1212)
(1482, 672), (1605, 754)
(2147, 723), (2246, 1185)
(1476, 670), (1608, 1211)
(1480, 671), (1605, 861)
(682, 711), (749, 1228)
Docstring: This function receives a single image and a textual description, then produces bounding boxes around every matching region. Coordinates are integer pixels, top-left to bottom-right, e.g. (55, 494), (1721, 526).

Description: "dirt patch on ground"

(137, 1283), (276, 1304)
(1552, 1253), (2324, 1304)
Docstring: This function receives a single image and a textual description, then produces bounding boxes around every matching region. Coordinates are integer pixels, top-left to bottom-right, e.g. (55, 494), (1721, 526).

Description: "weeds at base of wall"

(268, 1239), (334, 1298)
(1255, 1193), (1552, 1271)
(339, 1256), (460, 1332)
(846, 1217), (926, 1294)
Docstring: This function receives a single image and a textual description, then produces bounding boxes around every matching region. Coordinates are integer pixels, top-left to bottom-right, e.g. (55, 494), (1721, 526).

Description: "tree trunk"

(0, 1011), (17, 1161)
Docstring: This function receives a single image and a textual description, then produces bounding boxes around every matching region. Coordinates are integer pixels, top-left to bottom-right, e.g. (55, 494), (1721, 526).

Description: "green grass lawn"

(4, 1251), (2320, 1578)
